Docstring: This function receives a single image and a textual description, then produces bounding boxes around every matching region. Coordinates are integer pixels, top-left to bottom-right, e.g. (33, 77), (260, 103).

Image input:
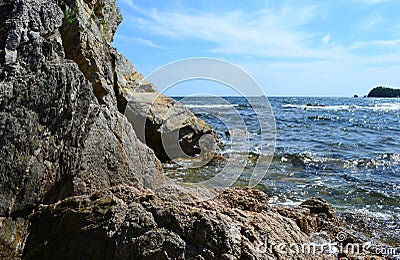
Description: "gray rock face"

(0, 0), (162, 256)
(59, 0), (144, 113)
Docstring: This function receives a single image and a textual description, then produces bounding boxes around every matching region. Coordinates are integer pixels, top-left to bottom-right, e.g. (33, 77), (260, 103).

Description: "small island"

(367, 86), (400, 98)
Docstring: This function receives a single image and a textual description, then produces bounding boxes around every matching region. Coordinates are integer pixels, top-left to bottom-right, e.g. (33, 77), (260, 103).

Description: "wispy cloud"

(364, 15), (384, 29)
(115, 35), (163, 49)
(122, 2), (344, 59)
(354, 0), (391, 4)
(114, 0), (400, 96)
(351, 39), (400, 49)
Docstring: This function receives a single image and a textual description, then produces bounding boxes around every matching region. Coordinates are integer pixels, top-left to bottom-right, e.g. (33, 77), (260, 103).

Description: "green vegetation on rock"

(367, 86), (400, 98)
(64, 7), (78, 24)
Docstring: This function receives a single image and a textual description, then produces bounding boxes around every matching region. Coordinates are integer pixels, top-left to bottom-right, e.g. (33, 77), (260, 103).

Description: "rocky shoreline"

(0, 0), (393, 259)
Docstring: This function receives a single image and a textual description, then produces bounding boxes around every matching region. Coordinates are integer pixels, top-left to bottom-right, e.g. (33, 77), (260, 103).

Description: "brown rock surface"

(24, 185), (338, 259)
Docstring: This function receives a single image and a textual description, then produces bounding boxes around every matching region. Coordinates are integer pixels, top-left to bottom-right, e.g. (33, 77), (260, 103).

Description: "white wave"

(283, 104), (303, 109)
(268, 197), (299, 207)
(185, 104), (238, 108)
(370, 103), (400, 111)
(283, 103), (400, 111)
(352, 208), (395, 221)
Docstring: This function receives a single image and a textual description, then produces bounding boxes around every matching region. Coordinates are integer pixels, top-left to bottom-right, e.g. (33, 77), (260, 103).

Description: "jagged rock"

(0, 0), (162, 257)
(134, 82), (158, 93)
(299, 197), (337, 222)
(126, 93), (221, 161)
(59, 0), (144, 112)
(24, 185), (338, 259)
(57, 0), (220, 162)
(276, 197), (339, 237)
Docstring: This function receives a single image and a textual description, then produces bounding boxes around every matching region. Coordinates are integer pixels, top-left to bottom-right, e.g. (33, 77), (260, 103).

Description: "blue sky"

(113, 0), (400, 96)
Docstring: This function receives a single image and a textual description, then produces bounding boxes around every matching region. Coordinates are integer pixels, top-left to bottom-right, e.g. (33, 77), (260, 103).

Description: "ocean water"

(166, 96), (400, 245)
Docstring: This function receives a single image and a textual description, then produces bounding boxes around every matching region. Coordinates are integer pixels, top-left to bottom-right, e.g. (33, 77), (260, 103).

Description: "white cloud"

(122, 3), (344, 59)
(351, 39), (400, 49)
(354, 0), (391, 4)
(362, 14), (385, 30)
(364, 0), (389, 3)
(115, 35), (163, 49)
(322, 34), (330, 45)
(116, 0), (400, 96)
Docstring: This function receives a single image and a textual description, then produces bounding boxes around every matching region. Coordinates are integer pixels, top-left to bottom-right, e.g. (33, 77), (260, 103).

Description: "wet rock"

(299, 197), (337, 221)
(276, 197), (339, 236)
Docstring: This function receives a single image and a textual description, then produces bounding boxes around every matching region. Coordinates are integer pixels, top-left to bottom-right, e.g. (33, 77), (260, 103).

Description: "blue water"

(167, 96), (400, 245)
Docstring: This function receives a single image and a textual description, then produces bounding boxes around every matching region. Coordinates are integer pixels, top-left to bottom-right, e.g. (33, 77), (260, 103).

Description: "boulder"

(57, 0), (221, 162)
(126, 92), (221, 162)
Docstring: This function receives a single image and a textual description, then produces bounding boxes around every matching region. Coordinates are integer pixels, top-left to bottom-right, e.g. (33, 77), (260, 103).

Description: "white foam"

(352, 208), (395, 221)
(185, 104), (238, 108)
(283, 103), (400, 111)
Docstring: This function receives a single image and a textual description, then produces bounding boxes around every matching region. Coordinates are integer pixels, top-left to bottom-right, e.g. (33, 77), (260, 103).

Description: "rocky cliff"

(0, 0), (164, 256)
(0, 0), (385, 259)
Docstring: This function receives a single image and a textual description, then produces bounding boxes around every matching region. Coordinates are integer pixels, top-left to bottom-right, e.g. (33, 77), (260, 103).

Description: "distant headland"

(367, 86), (400, 98)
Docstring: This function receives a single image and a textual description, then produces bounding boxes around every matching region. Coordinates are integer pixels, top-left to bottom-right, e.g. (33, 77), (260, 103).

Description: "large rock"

(58, 0), (221, 162)
(59, 0), (144, 112)
(24, 185), (337, 259)
(0, 0), (162, 257)
(126, 92), (221, 162)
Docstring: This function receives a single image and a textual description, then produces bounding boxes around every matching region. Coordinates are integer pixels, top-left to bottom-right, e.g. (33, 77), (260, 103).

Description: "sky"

(113, 0), (400, 97)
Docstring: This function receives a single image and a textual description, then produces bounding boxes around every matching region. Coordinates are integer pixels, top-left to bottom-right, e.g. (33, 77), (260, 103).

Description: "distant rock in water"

(367, 86), (400, 98)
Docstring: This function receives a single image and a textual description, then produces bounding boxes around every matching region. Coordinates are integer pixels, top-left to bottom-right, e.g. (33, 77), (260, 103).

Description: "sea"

(165, 96), (400, 246)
